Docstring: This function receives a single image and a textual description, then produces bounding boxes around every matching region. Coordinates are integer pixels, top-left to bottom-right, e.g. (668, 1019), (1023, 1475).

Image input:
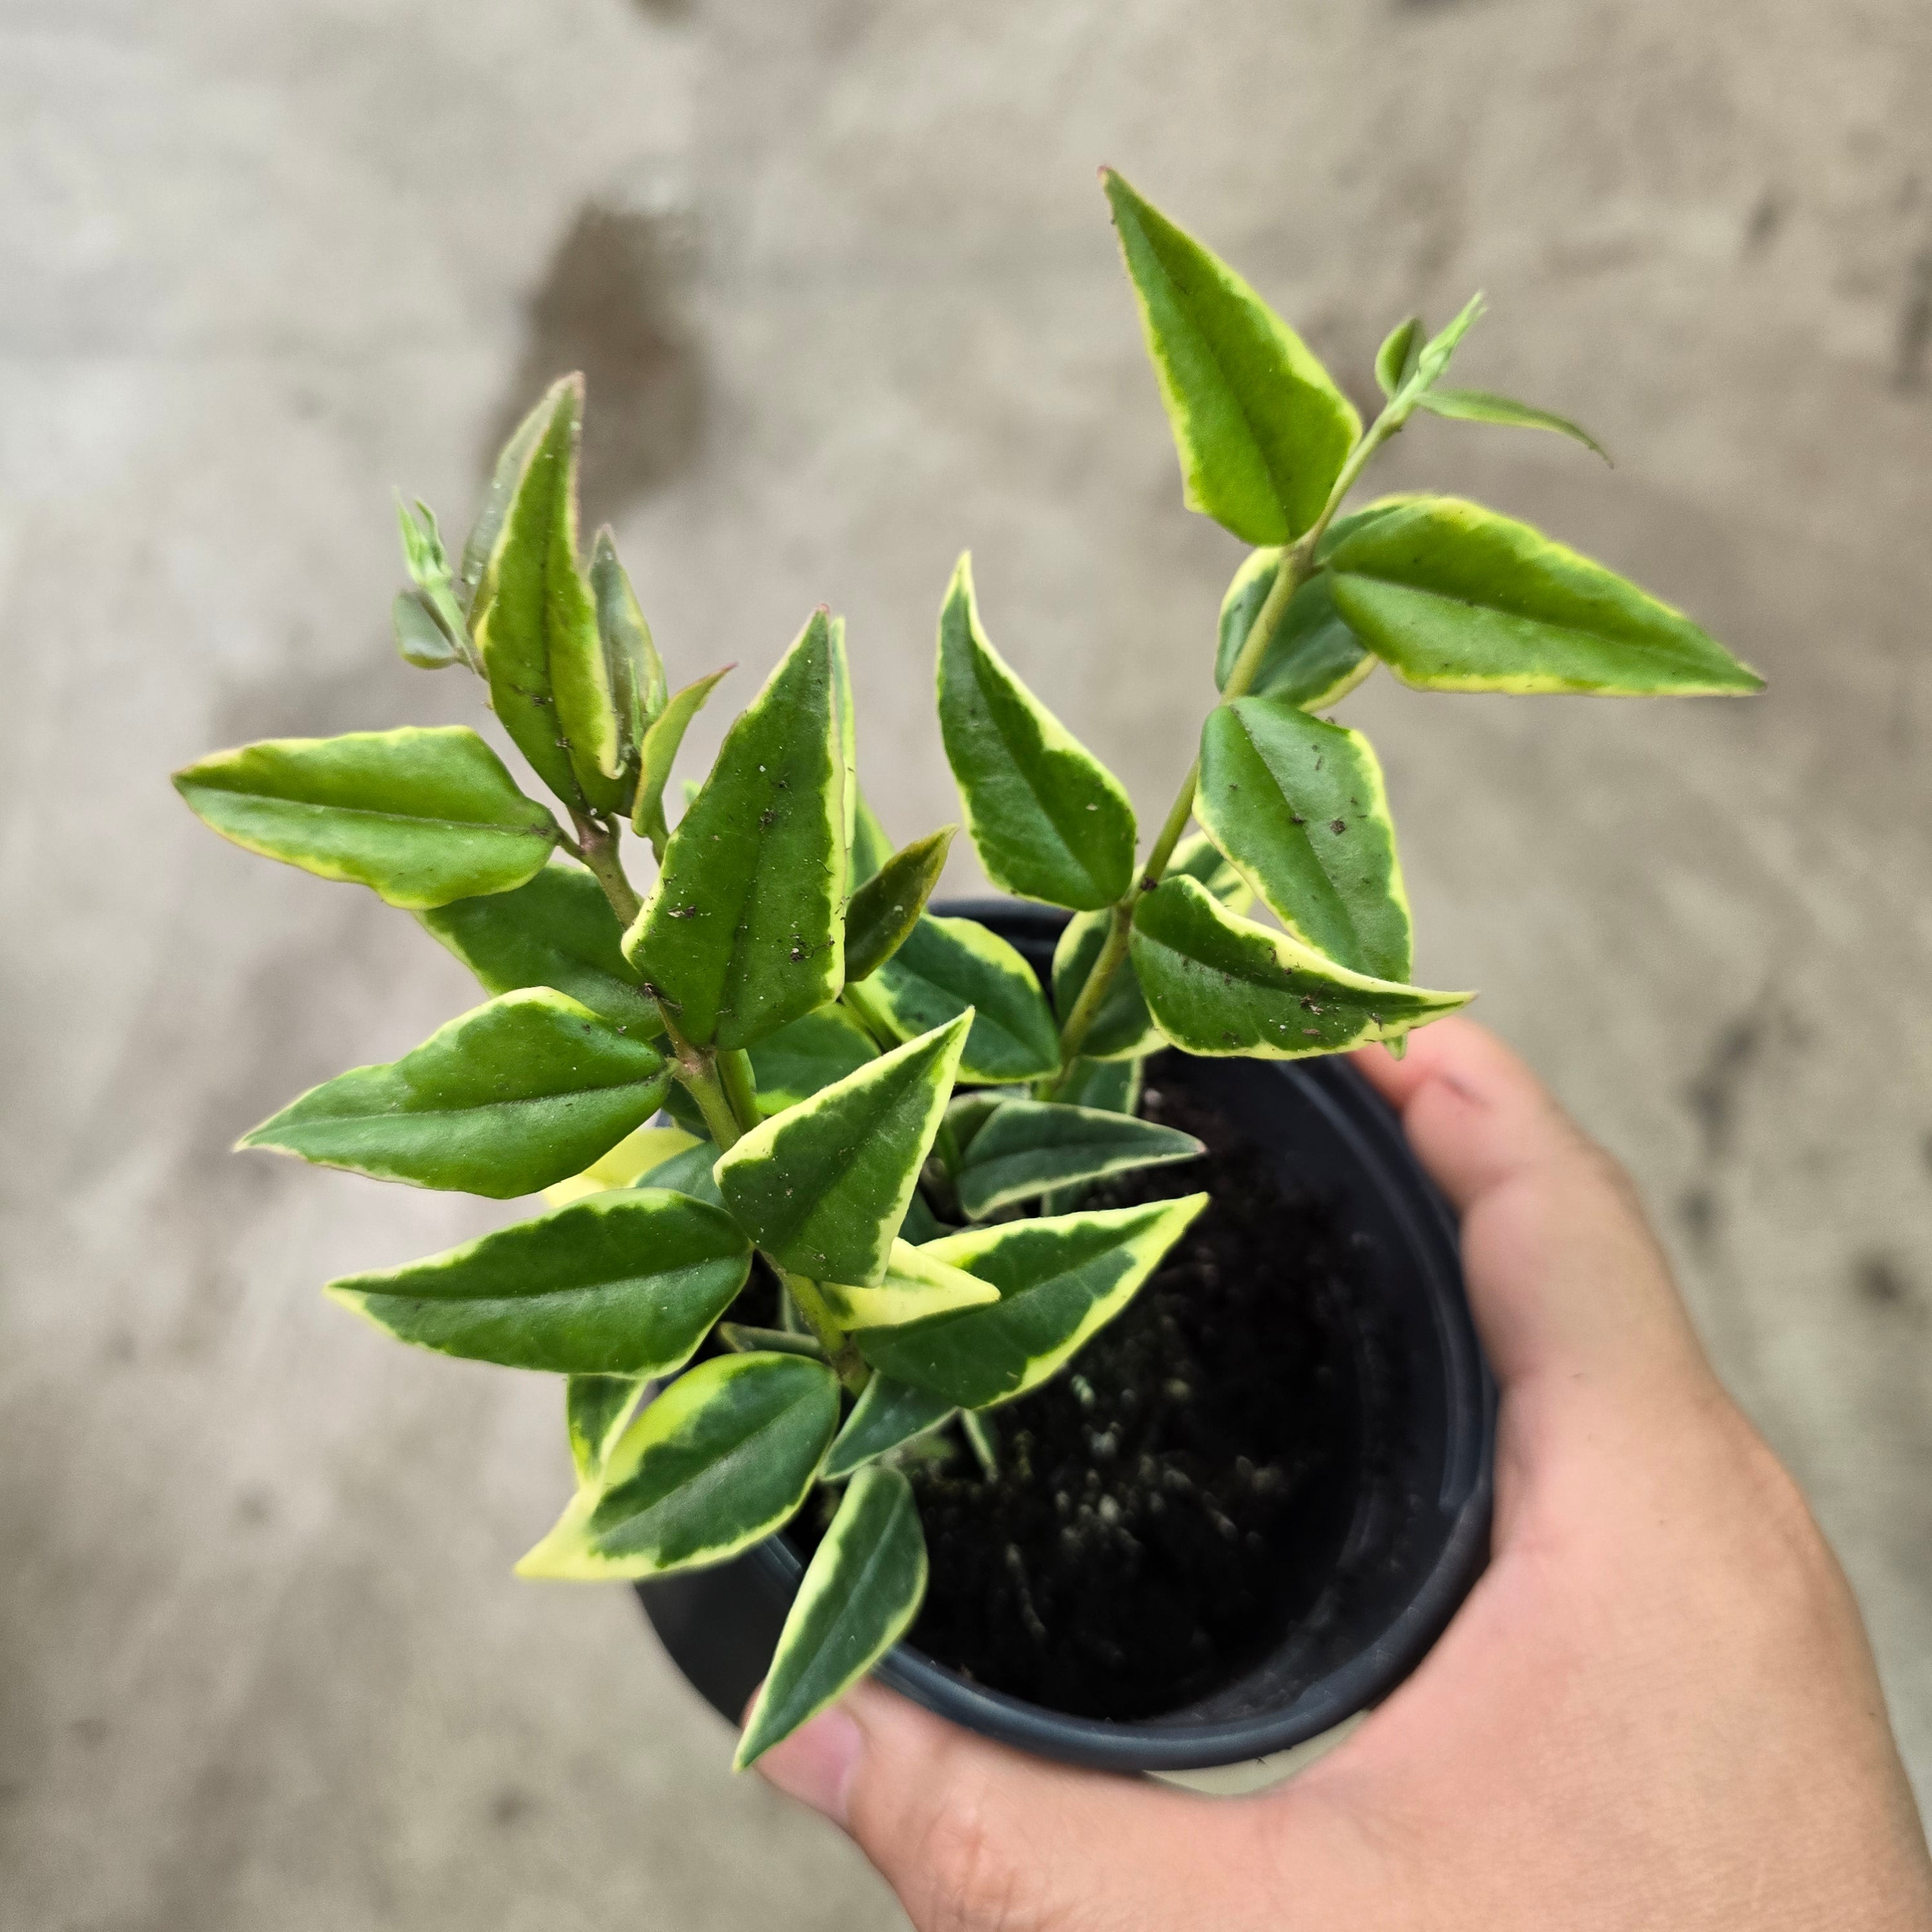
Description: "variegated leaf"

(734, 1466), (926, 1769)
(625, 611), (847, 1048)
(471, 375), (625, 810)
(567, 1374), (643, 1481)
(952, 1102), (1202, 1220)
(518, 1353), (839, 1579)
(859, 1197), (1208, 1410)
(419, 861), (662, 1033)
(847, 914), (1059, 1085)
(936, 555), (1135, 911)
(174, 727), (559, 910)
(1326, 497), (1763, 695)
(1131, 876), (1468, 1059)
(241, 989), (671, 1197)
(1195, 697), (1412, 982)
(821, 1376), (956, 1483)
(1102, 170), (1359, 546)
(325, 1188), (750, 1375)
(817, 1237), (1000, 1330)
(714, 1014), (970, 1286)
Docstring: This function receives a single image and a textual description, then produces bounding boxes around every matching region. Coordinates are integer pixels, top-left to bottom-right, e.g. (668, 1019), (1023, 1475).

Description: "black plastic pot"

(637, 899), (1495, 1774)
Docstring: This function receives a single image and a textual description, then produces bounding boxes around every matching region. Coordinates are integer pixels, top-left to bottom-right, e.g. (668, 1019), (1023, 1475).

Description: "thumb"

(752, 1680), (1257, 1930)
(1350, 1017), (1712, 1403)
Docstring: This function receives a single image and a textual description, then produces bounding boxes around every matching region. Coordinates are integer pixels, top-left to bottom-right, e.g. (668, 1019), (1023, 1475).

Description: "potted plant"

(174, 171), (1760, 1776)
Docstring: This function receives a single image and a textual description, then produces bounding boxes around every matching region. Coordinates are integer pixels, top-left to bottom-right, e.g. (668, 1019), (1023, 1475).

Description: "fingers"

(754, 1680), (1249, 1931)
(1351, 1016), (1575, 1215)
(1351, 1018), (1709, 1400)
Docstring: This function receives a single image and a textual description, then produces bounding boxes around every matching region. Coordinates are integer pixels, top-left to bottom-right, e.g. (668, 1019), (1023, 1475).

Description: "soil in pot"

(715, 1060), (1421, 1725)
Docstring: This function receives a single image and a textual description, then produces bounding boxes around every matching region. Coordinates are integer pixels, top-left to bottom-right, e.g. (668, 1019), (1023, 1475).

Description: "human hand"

(752, 1016), (1932, 1930)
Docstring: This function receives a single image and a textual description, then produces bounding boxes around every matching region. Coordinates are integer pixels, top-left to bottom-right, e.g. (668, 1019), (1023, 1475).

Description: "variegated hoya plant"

(174, 172), (1760, 1769)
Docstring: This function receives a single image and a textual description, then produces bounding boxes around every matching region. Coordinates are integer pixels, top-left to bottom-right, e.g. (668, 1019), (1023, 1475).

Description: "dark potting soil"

(759, 1064), (1418, 1724)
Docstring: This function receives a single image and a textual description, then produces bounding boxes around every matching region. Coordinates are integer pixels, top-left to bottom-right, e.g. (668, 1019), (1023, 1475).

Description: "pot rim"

(736, 898), (1497, 1774)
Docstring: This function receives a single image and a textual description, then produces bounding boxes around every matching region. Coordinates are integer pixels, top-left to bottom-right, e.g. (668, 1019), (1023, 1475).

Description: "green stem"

(569, 810), (744, 1149)
(783, 1273), (870, 1394)
(570, 808), (866, 1389)
(717, 1047), (762, 1133)
(1046, 897), (1133, 1082)
(1047, 402), (1403, 1079)
(674, 1050), (743, 1151)
(575, 813), (643, 926)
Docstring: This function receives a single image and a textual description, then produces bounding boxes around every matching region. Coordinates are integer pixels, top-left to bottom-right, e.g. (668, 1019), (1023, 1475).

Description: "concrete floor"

(4, 1), (1929, 1924)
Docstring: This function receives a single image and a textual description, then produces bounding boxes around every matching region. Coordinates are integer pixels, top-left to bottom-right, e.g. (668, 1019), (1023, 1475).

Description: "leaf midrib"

(192, 788), (549, 838)
(279, 1071), (662, 1127)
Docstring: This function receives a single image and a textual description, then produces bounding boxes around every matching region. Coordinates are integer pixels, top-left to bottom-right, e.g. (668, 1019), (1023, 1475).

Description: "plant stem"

(567, 812), (746, 1150)
(961, 1408), (1000, 1481)
(1046, 402), (1403, 1082)
(1047, 898), (1133, 1076)
(783, 1273), (871, 1394)
(717, 1047), (762, 1132)
(574, 812), (643, 925)
(570, 810), (867, 1384)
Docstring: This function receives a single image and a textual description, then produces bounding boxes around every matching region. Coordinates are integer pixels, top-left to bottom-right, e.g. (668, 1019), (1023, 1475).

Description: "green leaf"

(1054, 1055), (1143, 1117)
(952, 1102), (1202, 1220)
(819, 1237), (1000, 1330)
(544, 1124), (695, 1208)
(1417, 387), (1611, 464)
(832, 613), (859, 859)
(395, 497), (469, 651)
(326, 1189), (750, 1375)
(173, 727), (560, 910)
(418, 860), (663, 1031)
(625, 610), (848, 1048)
(1413, 293), (1486, 391)
(935, 555), (1135, 911)
(566, 1374), (642, 1481)
(859, 1197), (1207, 1409)
(517, 1352), (839, 1579)
(849, 788), (896, 885)
(735, 1465), (927, 1769)
(630, 667), (730, 854)
(472, 375), (624, 810)
(1101, 170), (1361, 546)
(590, 527), (668, 771)
(458, 389), (551, 617)
(1051, 911), (1156, 1062)
(637, 1138), (724, 1208)
(849, 914), (1060, 1085)
(1326, 497), (1763, 695)
(936, 1091), (1006, 1173)
(821, 1377), (956, 1482)
(1215, 551), (1372, 711)
(1375, 314), (1423, 398)
(1131, 876), (1469, 1058)
(1165, 828), (1253, 912)
(746, 1005), (879, 1115)
(393, 588), (463, 670)
(1195, 697), (1412, 981)
(1044, 826), (1256, 1060)
(714, 1013), (971, 1286)
(242, 989), (672, 1197)
(845, 828), (956, 983)
(1213, 506), (1408, 708)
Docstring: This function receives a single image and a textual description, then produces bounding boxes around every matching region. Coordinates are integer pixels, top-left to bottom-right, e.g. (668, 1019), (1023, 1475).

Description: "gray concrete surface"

(4, 1), (1929, 1924)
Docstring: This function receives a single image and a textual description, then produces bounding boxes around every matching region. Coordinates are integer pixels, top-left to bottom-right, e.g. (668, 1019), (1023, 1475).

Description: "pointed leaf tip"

(1102, 170), (1359, 544)
(715, 1011), (971, 1286)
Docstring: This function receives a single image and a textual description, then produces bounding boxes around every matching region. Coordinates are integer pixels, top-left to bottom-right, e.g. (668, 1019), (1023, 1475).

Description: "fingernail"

(750, 1706), (863, 1826)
